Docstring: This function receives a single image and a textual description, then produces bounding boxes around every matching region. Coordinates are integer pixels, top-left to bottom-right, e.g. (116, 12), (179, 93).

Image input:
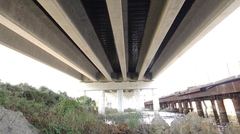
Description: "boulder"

(150, 115), (169, 134)
(0, 107), (39, 134)
(199, 118), (222, 134)
(170, 112), (222, 134)
(131, 124), (149, 134)
(223, 123), (240, 134)
(117, 123), (128, 132)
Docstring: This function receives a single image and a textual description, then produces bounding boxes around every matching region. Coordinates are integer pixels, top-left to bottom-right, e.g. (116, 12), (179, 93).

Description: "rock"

(223, 123), (240, 134)
(179, 122), (198, 134)
(117, 123), (128, 132)
(170, 112), (222, 134)
(185, 112), (202, 131)
(170, 118), (186, 134)
(199, 118), (222, 134)
(0, 107), (39, 134)
(131, 124), (150, 134)
(150, 115), (170, 134)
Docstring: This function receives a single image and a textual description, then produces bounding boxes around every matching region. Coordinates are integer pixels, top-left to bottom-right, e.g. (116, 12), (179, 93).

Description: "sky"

(0, 7), (240, 99)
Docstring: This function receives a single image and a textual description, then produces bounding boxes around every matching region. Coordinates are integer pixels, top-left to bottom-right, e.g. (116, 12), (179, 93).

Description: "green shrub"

(0, 82), (99, 133)
(0, 81), (145, 133)
(124, 108), (137, 113)
(105, 107), (118, 114)
(104, 112), (143, 128)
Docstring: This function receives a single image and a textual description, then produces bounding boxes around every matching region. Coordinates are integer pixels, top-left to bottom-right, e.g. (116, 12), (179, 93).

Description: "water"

(142, 111), (185, 125)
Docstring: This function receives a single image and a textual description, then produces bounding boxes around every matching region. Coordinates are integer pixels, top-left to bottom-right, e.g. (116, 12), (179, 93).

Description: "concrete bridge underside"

(1, 0), (240, 114)
(1, 0), (240, 83)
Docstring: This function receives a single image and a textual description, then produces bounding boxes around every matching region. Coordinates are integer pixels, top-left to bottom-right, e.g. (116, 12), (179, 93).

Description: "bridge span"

(1, 0), (240, 114)
(145, 75), (240, 125)
(1, 0), (240, 82)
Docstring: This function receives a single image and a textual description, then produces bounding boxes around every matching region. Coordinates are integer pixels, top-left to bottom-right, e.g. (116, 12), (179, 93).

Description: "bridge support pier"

(134, 89), (142, 111)
(183, 101), (189, 115)
(150, 104), (153, 110)
(178, 102), (183, 113)
(161, 103), (165, 110)
(98, 90), (105, 114)
(195, 100), (204, 117)
(117, 89), (124, 113)
(189, 101), (193, 112)
(164, 103), (168, 109)
(216, 99), (229, 125)
(152, 89), (159, 115)
(231, 97), (240, 124)
(211, 100), (219, 124)
(170, 102), (174, 110)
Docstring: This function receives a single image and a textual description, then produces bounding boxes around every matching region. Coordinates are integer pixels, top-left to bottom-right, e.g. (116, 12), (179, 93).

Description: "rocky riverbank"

(1, 106), (240, 134)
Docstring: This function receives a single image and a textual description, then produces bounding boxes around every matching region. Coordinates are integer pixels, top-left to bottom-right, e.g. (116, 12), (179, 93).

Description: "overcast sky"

(0, 7), (240, 98)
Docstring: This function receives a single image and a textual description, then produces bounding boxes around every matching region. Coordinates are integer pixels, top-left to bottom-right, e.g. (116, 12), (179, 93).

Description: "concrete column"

(152, 89), (160, 115)
(83, 90), (86, 96)
(117, 89), (124, 113)
(195, 100), (204, 117)
(216, 99), (229, 125)
(231, 98), (240, 124)
(210, 100), (219, 123)
(80, 90), (86, 96)
(178, 102), (183, 113)
(134, 89), (142, 112)
(183, 101), (189, 115)
(98, 90), (105, 114)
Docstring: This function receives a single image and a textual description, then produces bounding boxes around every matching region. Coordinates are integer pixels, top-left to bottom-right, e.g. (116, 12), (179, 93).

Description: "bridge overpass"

(1, 0), (240, 114)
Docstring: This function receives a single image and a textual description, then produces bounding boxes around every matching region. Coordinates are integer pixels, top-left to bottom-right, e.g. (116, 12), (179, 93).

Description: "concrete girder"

(150, 0), (240, 79)
(0, 0), (99, 81)
(0, 24), (82, 80)
(106, 0), (128, 81)
(83, 82), (158, 90)
(37, 0), (113, 81)
(136, 0), (184, 80)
